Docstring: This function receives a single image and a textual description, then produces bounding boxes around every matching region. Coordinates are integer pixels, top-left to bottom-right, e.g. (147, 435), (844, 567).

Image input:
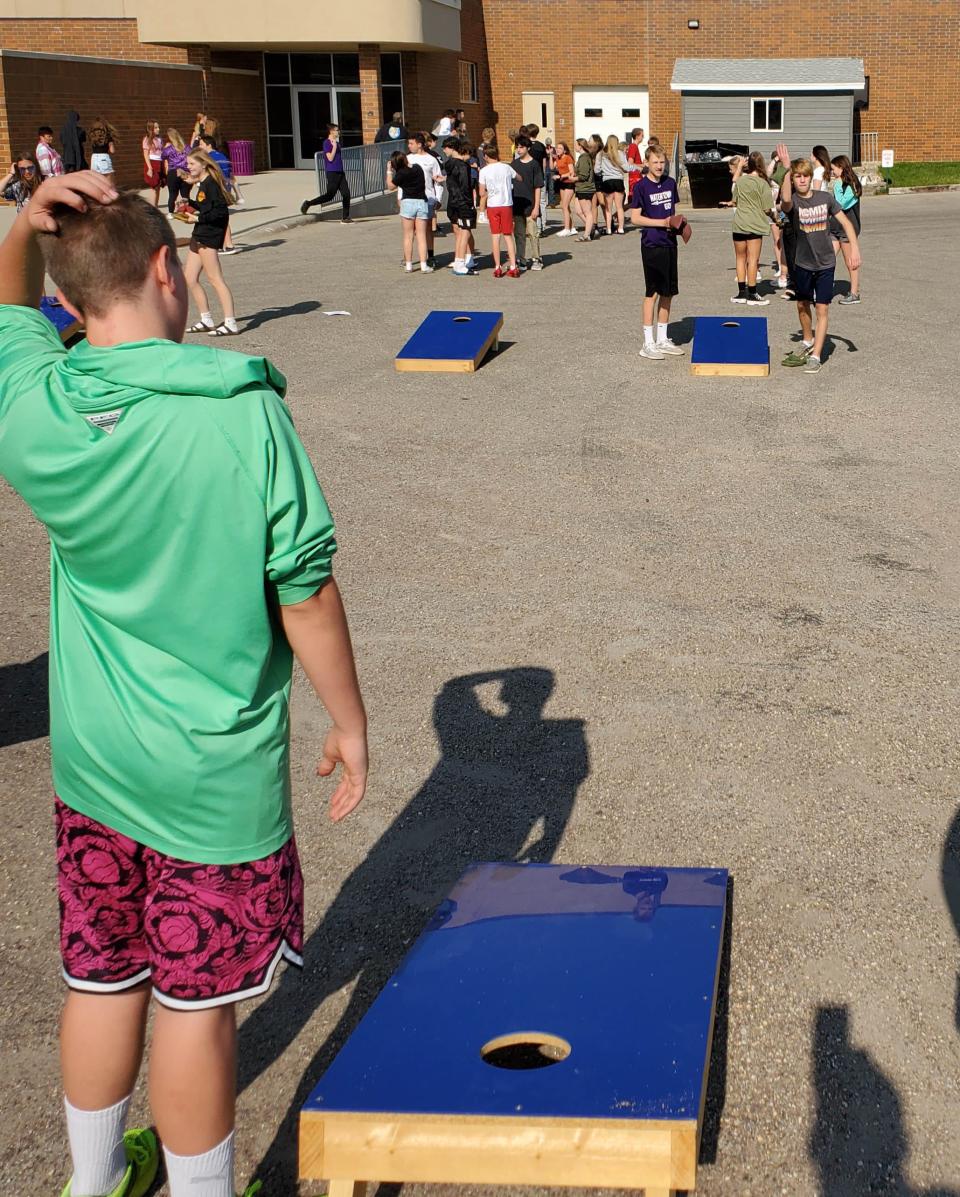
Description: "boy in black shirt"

(442, 138), (477, 275)
(512, 135), (544, 271)
(525, 123), (549, 227)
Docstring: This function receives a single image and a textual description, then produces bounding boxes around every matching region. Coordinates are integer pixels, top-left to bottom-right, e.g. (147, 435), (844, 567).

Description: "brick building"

(0, 0), (496, 185)
(482, 0), (960, 162)
(2, 0), (958, 188)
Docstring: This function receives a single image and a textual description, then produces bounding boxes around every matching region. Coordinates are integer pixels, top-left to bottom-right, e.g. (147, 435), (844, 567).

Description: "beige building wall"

(0, 0), (462, 49)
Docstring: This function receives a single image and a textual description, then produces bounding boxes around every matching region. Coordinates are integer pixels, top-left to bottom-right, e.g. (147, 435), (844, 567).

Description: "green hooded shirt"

(0, 305), (336, 863)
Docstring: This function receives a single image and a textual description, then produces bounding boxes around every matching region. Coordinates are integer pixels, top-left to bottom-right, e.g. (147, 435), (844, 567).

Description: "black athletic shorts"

(601, 178), (625, 195)
(449, 207), (477, 230)
(641, 243), (679, 298)
(732, 231), (763, 241)
(190, 225), (227, 252)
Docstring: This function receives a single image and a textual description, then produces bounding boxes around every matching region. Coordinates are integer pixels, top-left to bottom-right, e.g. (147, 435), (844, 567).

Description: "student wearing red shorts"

(478, 145), (520, 278)
(0, 173), (368, 1197)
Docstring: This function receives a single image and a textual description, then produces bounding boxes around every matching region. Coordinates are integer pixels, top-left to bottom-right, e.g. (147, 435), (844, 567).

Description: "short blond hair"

(791, 157), (813, 177)
(645, 145), (666, 162)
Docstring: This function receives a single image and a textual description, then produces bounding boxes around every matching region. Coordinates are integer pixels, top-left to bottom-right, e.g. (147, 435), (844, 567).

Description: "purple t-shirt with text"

(630, 175), (680, 247)
(324, 138), (343, 172)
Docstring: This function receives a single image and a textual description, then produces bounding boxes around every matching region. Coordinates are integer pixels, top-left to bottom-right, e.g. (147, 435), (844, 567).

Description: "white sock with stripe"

(163, 1130), (235, 1197)
(64, 1094), (130, 1197)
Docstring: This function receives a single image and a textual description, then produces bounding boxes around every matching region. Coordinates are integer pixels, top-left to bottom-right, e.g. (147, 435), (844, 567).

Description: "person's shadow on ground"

(0, 652), (49, 747)
(810, 808), (960, 1196)
(238, 666), (590, 1189)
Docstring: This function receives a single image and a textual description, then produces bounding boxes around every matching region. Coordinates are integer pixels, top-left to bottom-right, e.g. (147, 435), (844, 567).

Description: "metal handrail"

(315, 139), (406, 205)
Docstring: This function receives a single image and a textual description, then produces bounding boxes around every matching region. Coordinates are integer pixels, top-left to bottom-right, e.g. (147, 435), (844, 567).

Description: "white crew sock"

(454, 257), (464, 269)
(224, 316), (239, 332)
(803, 338), (814, 348)
(64, 1094), (131, 1197)
(164, 1130), (234, 1197)
(643, 325), (655, 347)
(200, 311), (214, 327)
(657, 322), (668, 343)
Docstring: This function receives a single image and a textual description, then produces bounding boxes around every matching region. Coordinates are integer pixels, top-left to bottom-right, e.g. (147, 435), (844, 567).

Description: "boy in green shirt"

(0, 173), (368, 1196)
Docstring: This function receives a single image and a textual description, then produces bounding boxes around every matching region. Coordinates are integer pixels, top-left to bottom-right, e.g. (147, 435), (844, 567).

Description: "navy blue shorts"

(793, 265), (835, 305)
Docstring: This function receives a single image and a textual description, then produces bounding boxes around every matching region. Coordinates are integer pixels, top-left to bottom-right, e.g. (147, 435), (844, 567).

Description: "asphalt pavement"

(1, 190), (959, 1196)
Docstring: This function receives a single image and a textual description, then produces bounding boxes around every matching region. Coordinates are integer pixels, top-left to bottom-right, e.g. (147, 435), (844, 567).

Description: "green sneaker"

(781, 345), (813, 367)
(61, 1128), (159, 1197)
(240, 1184), (263, 1196)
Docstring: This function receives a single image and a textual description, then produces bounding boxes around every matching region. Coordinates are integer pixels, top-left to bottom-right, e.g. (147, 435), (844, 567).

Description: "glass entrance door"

(293, 86), (363, 169)
(294, 87), (332, 169)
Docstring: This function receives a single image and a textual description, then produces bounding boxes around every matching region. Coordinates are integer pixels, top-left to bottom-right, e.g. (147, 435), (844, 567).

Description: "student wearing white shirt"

(478, 146), (520, 277)
(407, 133), (444, 265)
(811, 145), (831, 190)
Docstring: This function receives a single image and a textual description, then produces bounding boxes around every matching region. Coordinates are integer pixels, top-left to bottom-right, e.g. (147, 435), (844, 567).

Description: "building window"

(751, 97), (783, 132)
(459, 59), (478, 104)
(622, 108), (640, 118)
(584, 107), (603, 118)
(380, 52), (404, 126)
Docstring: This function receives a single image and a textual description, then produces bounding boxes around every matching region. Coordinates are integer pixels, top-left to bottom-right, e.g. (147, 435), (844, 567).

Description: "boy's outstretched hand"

(775, 143), (790, 166)
(318, 724), (368, 822)
(27, 171), (118, 234)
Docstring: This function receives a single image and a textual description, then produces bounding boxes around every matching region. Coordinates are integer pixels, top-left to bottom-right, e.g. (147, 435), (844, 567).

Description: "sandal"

(190, 320), (214, 332)
(575, 235), (589, 242)
(208, 323), (239, 336)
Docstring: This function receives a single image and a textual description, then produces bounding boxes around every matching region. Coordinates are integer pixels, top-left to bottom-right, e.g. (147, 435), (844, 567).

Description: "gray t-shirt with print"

(791, 190), (843, 271)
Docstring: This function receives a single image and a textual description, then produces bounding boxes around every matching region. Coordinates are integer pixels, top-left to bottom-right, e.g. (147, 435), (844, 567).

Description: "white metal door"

(522, 91), (555, 145)
(573, 86), (649, 145)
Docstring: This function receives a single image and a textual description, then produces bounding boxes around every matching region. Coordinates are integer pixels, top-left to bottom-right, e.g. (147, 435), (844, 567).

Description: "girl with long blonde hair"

(183, 148), (239, 336)
(596, 133), (630, 234)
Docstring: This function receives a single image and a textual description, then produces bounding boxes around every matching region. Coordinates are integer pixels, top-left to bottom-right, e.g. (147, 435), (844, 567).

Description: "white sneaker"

(404, 262), (415, 273)
(776, 275), (788, 289)
(465, 256), (476, 269)
(640, 344), (665, 360)
(656, 339), (685, 356)
(756, 268), (763, 282)
(478, 212), (489, 224)
(420, 262), (434, 273)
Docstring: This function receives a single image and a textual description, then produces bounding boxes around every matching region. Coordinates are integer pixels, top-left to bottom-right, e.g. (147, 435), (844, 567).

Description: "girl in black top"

(386, 150), (432, 272)
(183, 149), (239, 335)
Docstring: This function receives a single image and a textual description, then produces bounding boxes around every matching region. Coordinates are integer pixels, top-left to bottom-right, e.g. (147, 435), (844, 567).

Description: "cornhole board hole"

(300, 861), (728, 1197)
(690, 316), (769, 377)
(41, 296), (82, 343)
(395, 310), (503, 373)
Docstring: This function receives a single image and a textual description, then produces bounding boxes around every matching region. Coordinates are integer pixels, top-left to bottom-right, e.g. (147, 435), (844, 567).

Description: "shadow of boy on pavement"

(237, 666), (589, 1189)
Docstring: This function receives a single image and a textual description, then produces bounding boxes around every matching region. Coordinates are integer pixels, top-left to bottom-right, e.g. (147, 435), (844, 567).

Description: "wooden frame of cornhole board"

(395, 310), (503, 373)
(301, 862), (728, 1197)
(690, 315), (769, 377)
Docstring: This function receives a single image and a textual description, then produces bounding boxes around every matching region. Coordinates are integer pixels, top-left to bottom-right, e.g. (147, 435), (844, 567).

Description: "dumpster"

(684, 139), (749, 208)
(227, 139), (255, 178)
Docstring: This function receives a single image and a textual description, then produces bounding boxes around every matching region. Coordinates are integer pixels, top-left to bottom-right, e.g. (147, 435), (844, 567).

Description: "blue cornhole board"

(691, 315), (769, 376)
(41, 296), (82, 343)
(395, 310), (503, 373)
(301, 862), (728, 1196)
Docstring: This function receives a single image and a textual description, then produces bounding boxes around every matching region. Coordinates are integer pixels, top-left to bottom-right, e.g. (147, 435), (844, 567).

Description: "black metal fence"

(314, 139), (405, 207)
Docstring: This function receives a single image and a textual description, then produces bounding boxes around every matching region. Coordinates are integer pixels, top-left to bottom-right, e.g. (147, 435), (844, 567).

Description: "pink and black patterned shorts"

(55, 798), (304, 1009)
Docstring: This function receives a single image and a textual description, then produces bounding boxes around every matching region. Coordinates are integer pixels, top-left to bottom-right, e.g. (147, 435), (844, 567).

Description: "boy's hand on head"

(318, 725), (368, 822)
(28, 171), (118, 234)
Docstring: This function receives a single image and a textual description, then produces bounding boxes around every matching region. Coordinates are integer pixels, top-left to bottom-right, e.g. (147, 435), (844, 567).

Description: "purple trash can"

(227, 139), (255, 178)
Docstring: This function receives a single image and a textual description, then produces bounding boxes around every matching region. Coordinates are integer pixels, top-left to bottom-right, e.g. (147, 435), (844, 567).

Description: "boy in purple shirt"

(300, 123), (353, 223)
(629, 145), (685, 360)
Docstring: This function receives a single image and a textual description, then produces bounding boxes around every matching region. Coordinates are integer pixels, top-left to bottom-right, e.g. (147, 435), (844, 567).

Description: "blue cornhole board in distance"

(691, 315), (769, 377)
(395, 309), (503, 373)
(300, 861), (728, 1196)
(41, 296), (82, 343)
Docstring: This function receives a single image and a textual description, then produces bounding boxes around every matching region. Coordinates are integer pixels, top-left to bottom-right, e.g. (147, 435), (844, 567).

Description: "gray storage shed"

(671, 58), (865, 160)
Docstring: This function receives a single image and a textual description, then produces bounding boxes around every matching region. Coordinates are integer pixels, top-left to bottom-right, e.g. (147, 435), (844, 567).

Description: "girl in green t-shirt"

(731, 151), (774, 305)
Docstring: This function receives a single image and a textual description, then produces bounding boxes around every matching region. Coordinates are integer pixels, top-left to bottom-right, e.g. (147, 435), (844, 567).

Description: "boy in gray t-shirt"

(777, 143), (861, 374)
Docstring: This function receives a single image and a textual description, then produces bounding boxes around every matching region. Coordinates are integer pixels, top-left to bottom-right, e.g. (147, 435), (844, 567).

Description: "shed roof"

(671, 58), (865, 92)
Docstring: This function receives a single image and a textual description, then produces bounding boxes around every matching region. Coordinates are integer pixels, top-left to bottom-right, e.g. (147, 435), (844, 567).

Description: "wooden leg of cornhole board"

(327, 1180), (366, 1197)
